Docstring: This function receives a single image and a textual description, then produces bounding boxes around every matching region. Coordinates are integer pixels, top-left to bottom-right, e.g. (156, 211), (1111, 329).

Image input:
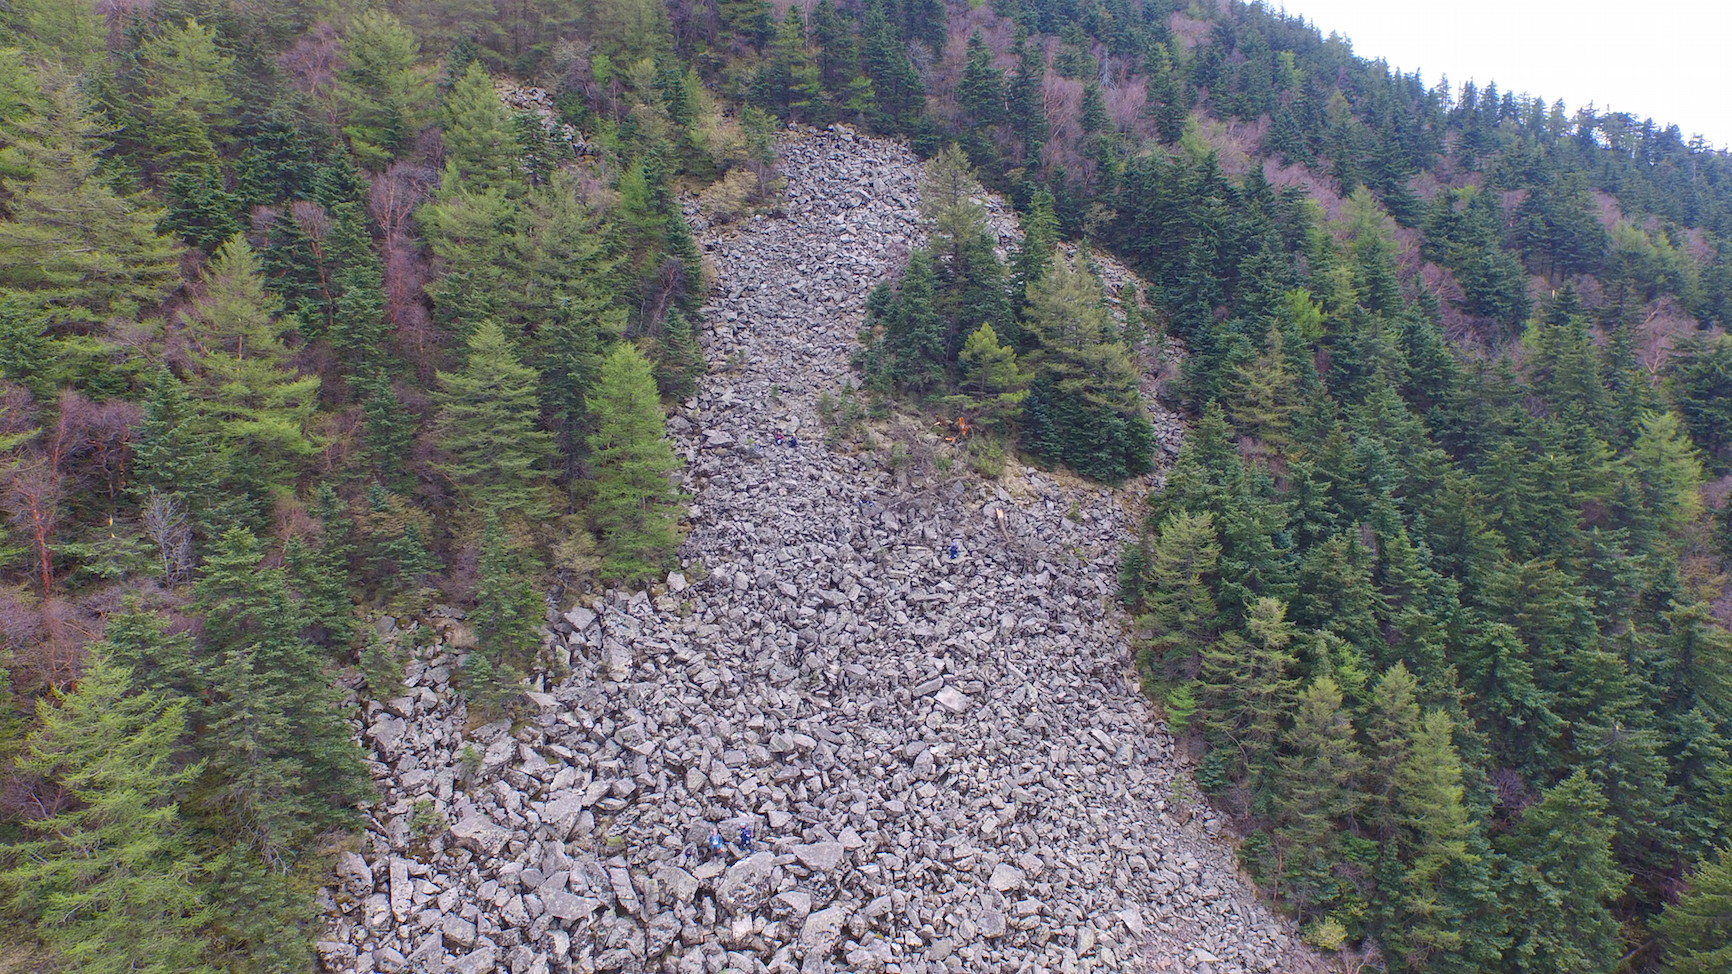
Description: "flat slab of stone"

(450, 814), (510, 857)
(934, 687), (970, 714)
(793, 841), (845, 872)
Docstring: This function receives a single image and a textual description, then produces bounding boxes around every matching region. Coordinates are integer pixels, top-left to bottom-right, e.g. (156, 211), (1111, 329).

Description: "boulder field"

(318, 128), (1324, 974)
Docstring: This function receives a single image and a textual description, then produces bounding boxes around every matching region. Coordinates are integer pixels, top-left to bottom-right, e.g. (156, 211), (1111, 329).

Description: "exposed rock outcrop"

(319, 128), (1322, 974)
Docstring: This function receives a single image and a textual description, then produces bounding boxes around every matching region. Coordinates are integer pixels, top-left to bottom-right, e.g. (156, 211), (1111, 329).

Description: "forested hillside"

(0, 0), (1729, 971)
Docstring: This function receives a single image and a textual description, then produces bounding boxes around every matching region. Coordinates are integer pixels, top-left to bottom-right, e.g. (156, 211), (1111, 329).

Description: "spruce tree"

(134, 18), (237, 174)
(1019, 255), (1153, 481)
(955, 323), (1030, 432)
(959, 31), (1007, 127)
(586, 343), (684, 583)
(1133, 510), (1221, 675)
(441, 63), (526, 196)
(181, 236), (323, 504)
(1498, 770), (1628, 974)
(1657, 844), (1732, 974)
(465, 511), (545, 709)
(0, 651), (216, 974)
(1273, 675), (1366, 915)
(433, 320), (556, 521)
(192, 527), (371, 862)
(0, 72), (180, 330)
(337, 11), (430, 166)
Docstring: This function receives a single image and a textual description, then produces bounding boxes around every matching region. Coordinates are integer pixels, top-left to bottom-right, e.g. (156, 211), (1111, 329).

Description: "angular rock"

(717, 852), (777, 914)
(450, 947), (497, 974)
(450, 814), (510, 857)
(793, 841), (845, 872)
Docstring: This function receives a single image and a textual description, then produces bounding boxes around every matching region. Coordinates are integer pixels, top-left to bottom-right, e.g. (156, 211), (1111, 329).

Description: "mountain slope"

(320, 128), (1322, 974)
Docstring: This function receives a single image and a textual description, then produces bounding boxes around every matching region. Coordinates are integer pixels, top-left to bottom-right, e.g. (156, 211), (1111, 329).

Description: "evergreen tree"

(1007, 33), (1050, 160)
(181, 236), (323, 505)
(1498, 770), (1628, 974)
(134, 18), (236, 174)
(958, 31), (1007, 128)
(433, 321), (556, 521)
(441, 63), (526, 196)
(192, 527), (371, 862)
(0, 73), (180, 330)
(5, 0), (107, 73)
(1019, 255), (1153, 481)
(586, 343), (684, 583)
(954, 323), (1030, 432)
(464, 511), (544, 708)
(1378, 710), (1489, 971)
(1273, 675), (1366, 915)
(0, 651), (216, 974)
(1657, 844), (1732, 974)
(1197, 596), (1300, 790)
(337, 11), (431, 166)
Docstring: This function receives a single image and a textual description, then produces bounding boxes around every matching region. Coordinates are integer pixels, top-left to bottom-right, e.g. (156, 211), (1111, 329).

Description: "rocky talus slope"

(318, 129), (1323, 974)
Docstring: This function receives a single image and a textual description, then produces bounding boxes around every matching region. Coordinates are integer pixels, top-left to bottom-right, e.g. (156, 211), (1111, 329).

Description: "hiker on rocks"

(708, 829), (726, 857)
(788, 435), (799, 448)
(774, 431), (785, 446)
(739, 825), (755, 851)
(948, 543), (959, 560)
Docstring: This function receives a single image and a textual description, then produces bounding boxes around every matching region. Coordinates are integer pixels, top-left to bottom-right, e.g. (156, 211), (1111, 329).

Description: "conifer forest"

(0, 0), (1730, 971)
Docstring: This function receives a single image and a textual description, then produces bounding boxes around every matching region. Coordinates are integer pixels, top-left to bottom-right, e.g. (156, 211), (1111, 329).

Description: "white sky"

(1276, 1), (1732, 150)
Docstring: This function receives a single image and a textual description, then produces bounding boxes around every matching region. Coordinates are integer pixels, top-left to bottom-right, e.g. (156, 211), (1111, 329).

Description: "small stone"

(374, 946), (408, 973)
(315, 941), (356, 972)
(934, 688), (969, 714)
(774, 889), (813, 918)
(543, 892), (599, 922)
(450, 947), (498, 974)
(334, 851), (372, 895)
(442, 914), (478, 948)
(989, 863), (1025, 892)
(563, 606), (596, 631)
(800, 905), (847, 954)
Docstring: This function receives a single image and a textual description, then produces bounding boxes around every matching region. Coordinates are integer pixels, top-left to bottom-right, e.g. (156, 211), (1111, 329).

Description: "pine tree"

(1273, 675), (1366, 915)
(433, 321), (556, 521)
(868, 251), (947, 396)
(1007, 33), (1049, 160)
(7, 2), (104, 72)
(134, 18), (237, 174)
(1658, 845), (1732, 974)
(0, 72), (180, 330)
(337, 11), (431, 166)
(1133, 510), (1221, 673)
(131, 369), (222, 573)
(586, 343), (684, 583)
(1629, 409), (1705, 540)
(290, 483), (358, 653)
(1498, 770), (1628, 974)
(1012, 189), (1060, 317)
(958, 31), (1007, 127)
(0, 651), (216, 974)
(955, 323), (1030, 432)
(420, 179), (526, 329)
(1380, 709), (1491, 971)
(465, 511), (544, 708)
(1227, 325), (1302, 452)
(102, 601), (199, 703)
(181, 236), (323, 504)
(192, 527), (371, 862)
(1020, 255), (1153, 481)
(441, 63), (526, 196)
